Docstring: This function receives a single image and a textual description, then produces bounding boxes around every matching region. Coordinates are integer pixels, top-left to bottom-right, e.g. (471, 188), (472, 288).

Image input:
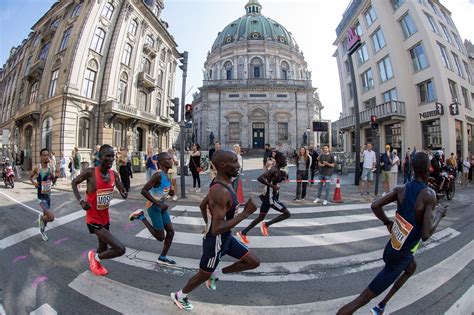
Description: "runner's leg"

(161, 222), (175, 257)
(378, 259), (417, 307)
(336, 287), (376, 315)
(241, 213), (266, 235)
(222, 251), (260, 274)
(265, 201), (290, 227)
(94, 227), (126, 260)
(142, 218), (165, 241)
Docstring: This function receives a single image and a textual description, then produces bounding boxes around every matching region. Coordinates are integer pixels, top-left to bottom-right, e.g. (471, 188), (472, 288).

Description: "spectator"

(118, 147), (131, 192)
(73, 147), (81, 174)
(231, 144), (243, 193)
(295, 147), (310, 201)
(403, 148), (412, 184)
(470, 153), (474, 183)
(313, 145), (335, 206)
(309, 146), (319, 185)
(144, 145), (158, 180)
(380, 145), (392, 196)
(14, 152), (22, 178)
(360, 143), (376, 195)
(208, 142), (221, 161)
(263, 143), (272, 167)
(92, 145), (101, 167)
(390, 149), (400, 190)
(168, 148), (179, 201)
(462, 156), (470, 186)
(208, 142), (221, 180)
(59, 152), (67, 181)
(189, 144), (201, 192)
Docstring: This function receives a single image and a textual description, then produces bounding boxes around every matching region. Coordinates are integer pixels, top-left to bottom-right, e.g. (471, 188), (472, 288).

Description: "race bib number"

(96, 188), (114, 210)
(41, 181), (51, 194)
(390, 212), (414, 251)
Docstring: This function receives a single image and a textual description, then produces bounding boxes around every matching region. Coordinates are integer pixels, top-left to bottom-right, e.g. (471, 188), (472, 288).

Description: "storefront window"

(455, 120), (463, 157)
(422, 119), (441, 150)
(385, 123), (402, 153)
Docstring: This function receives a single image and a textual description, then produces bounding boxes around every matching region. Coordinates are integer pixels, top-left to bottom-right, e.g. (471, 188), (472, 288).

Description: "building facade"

(333, 0), (474, 159)
(192, 0), (323, 151)
(0, 0), (180, 170)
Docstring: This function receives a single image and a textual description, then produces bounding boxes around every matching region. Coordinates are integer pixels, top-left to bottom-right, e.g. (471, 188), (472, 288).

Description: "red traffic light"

(185, 104), (192, 112)
(370, 115), (377, 123)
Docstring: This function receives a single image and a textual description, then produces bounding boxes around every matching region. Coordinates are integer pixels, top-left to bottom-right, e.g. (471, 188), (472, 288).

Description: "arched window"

(122, 43), (132, 66)
(224, 61), (233, 80)
(101, 2), (114, 20)
(281, 61), (290, 80)
(118, 72), (128, 104)
(250, 57), (263, 78)
(155, 92), (162, 116)
(146, 35), (155, 47)
(42, 117), (53, 151)
(91, 28), (106, 53)
(78, 117), (90, 148)
(82, 60), (97, 99)
(160, 48), (166, 62)
(29, 81), (39, 104)
(142, 57), (152, 74)
(128, 19), (138, 35)
(138, 90), (148, 111)
(113, 122), (123, 148)
(71, 3), (82, 18)
(39, 43), (50, 60)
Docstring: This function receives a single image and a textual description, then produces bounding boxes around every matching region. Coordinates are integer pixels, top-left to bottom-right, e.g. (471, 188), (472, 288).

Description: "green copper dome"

(211, 0), (297, 51)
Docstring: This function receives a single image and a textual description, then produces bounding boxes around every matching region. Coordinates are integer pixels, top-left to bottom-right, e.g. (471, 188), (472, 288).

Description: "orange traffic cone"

(237, 178), (245, 204)
(332, 178), (343, 203)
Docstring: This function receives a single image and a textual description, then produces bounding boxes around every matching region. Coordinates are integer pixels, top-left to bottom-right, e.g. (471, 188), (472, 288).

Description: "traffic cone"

(237, 178), (245, 204)
(332, 178), (343, 203)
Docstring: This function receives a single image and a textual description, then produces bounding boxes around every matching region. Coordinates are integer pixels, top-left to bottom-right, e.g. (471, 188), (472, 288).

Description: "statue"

(209, 132), (215, 145)
(303, 132), (308, 146)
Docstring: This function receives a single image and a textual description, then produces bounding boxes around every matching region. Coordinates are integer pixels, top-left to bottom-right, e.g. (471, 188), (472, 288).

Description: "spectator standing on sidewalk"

(263, 143), (272, 168)
(231, 144), (244, 192)
(403, 149), (412, 184)
(295, 147), (310, 201)
(309, 146), (319, 185)
(189, 144), (201, 192)
(168, 148), (179, 201)
(208, 142), (221, 180)
(360, 143), (376, 195)
(145, 145), (158, 180)
(380, 145), (392, 196)
(462, 156), (470, 186)
(313, 145), (335, 206)
(59, 152), (67, 181)
(118, 147), (131, 192)
(15, 152), (22, 178)
(390, 150), (400, 190)
(92, 145), (101, 167)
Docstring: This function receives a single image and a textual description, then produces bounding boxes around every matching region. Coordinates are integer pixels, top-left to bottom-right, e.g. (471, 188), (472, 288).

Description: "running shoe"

(260, 222), (269, 236)
(38, 214), (48, 241)
(158, 256), (176, 265)
(370, 306), (385, 315)
(171, 292), (193, 310)
(206, 274), (218, 290)
(128, 210), (145, 222)
(236, 231), (249, 244)
(97, 264), (109, 276)
(172, 195), (178, 201)
(88, 250), (104, 276)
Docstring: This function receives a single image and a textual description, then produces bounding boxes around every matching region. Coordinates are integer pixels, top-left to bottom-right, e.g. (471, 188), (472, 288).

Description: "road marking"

(69, 240), (474, 314)
(0, 304), (5, 315)
(117, 228), (459, 282)
(30, 303), (57, 315)
(444, 285), (474, 315)
(0, 190), (42, 215)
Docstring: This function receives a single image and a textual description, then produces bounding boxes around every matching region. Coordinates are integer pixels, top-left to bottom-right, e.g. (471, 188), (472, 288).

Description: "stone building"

(192, 0), (323, 151)
(0, 0), (179, 170)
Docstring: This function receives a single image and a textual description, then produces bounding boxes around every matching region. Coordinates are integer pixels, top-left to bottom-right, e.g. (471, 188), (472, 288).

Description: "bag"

(197, 167), (203, 173)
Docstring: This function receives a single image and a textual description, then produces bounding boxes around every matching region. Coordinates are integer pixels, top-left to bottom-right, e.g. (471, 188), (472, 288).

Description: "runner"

(30, 148), (59, 241)
(128, 152), (176, 265)
(337, 152), (448, 315)
(236, 150), (290, 244)
(171, 149), (260, 311)
(72, 144), (128, 276)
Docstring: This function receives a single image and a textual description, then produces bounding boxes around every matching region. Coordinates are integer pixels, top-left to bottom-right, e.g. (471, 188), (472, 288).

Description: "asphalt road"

(0, 180), (473, 315)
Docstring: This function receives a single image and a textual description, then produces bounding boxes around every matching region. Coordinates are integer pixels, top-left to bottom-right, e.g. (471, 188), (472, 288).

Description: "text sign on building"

(313, 121), (329, 132)
(435, 102), (444, 115)
(449, 102), (460, 116)
(347, 27), (361, 53)
(419, 110), (441, 120)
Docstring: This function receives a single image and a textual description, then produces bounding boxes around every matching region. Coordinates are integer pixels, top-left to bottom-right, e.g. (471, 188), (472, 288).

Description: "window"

(29, 81), (39, 104)
(50, 19), (59, 30)
(448, 79), (458, 102)
(278, 123), (288, 140)
(42, 117), (53, 151)
(355, 22), (362, 36)
(378, 56), (393, 82)
(363, 97), (376, 109)
(428, 0), (440, 17)
(128, 19), (138, 36)
(371, 28), (385, 53)
(229, 122), (240, 141)
(138, 91), (148, 111)
(400, 13), (417, 38)
(365, 6), (377, 27)
(118, 79), (127, 104)
(348, 82), (353, 99)
(155, 94), (162, 116)
(383, 88), (398, 102)
(418, 0), (426, 5)
(250, 58), (263, 78)
(58, 27), (72, 51)
(82, 68), (96, 98)
(463, 61), (472, 83)
(24, 57), (32, 75)
(361, 68), (374, 92)
(410, 43), (429, 72)
(224, 61), (233, 80)
(418, 79), (436, 103)
(281, 61), (289, 79)
(391, 0), (405, 10)
(452, 33), (463, 53)
(39, 43), (50, 60)
(438, 43), (451, 69)
(91, 28), (106, 53)
(452, 53), (463, 77)
(357, 43), (369, 64)
(101, 2), (114, 20)
(78, 118), (90, 148)
(440, 24), (452, 44)
(71, 3), (82, 18)
(142, 57), (152, 74)
(158, 70), (164, 87)
(160, 48), (166, 62)
(113, 122), (123, 148)
(146, 35), (154, 47)
(423, 14), (438, 36)
(48, 70), (59, 98)
(462, 87), (470, 108)
(122, 43), (132, 66)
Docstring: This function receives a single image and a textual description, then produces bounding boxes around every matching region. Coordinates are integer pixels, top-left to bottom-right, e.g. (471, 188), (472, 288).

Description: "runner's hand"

(80, 200), (91, 210)
(386, 221), (393, 233)
(436, 204), (448, 218)
(243, 198), (257, 216)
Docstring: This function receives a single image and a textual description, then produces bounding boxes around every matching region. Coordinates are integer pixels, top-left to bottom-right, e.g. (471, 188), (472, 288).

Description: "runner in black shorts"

(236, 150), (290, 244)
(171, 149), (260, 311)
(337, 152), (448, 315)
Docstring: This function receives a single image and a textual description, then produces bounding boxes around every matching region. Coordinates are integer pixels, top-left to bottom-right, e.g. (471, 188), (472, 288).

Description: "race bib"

(96, 188), (114, 210)
(41, 181), (51, 194)
(390, 212), (413, 251)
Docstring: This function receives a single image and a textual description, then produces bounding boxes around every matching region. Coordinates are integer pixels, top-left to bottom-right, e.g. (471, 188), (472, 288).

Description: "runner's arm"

(140, 171), (167, 209)
(113, 170), (128, 199)
(30, 166), (39, 187)
(371, 187), (399, 229)
(199, 195), (209, 224)
(421, 190), (446, 241)
(71, 168), (93, 209)
(257, 168), (279, 190)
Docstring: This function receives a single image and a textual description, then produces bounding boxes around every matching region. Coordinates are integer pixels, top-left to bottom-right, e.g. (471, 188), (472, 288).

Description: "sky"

(1, 0), (473, 121)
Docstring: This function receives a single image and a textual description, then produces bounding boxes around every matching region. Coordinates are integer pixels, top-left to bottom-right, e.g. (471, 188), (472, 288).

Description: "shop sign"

(419, 109), (441, 119)
(347, 27), (361, 53)
(449, 102), (460, 116)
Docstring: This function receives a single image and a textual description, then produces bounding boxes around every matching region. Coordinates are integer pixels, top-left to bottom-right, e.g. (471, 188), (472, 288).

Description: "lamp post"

(178, 51), (188, 199)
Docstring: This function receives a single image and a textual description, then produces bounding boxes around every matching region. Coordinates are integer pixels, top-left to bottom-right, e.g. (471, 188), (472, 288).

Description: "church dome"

(211, 0), (298, 51)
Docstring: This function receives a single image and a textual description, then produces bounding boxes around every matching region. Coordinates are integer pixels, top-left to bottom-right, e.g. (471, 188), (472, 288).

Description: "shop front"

(421, 119), (442, 151)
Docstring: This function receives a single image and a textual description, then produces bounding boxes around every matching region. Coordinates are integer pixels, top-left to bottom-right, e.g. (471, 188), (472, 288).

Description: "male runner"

(337, 152), (448, 315)
(171, 149), (260, 311)
(30, 148), (59, 241)
(236, 150), (290, 244)
(72, 144), (128, 276)
(128, 152), (176, 265)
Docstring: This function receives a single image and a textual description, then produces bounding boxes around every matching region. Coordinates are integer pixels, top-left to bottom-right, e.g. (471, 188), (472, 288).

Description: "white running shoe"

(313, 198), (320, 204)
(196, 188), (201, 193)
(323, 200), (328, 206)
(172, 195), (178, 201)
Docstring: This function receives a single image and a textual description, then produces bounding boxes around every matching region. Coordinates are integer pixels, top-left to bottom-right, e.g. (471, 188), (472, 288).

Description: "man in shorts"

(337, 152), (448, 315)
(360, 143), (376, 195)
(129, 152), (177, 265)
(72, 144), (128, 276)
(30, 148), (59, 241)
(171, 149), (260, 311)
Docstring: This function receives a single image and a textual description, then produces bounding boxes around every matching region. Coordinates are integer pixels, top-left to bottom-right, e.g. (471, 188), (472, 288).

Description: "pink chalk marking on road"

(32, 275), (48, 289)
(53, 237), (69, 245)
(81, 249), (94, 260)
(123, 222), (138, 232)
(13, 255), (28, 264)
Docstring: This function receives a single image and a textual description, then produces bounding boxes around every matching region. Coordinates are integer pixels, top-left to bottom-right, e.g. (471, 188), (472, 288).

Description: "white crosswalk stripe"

(445, 285), (474, 315)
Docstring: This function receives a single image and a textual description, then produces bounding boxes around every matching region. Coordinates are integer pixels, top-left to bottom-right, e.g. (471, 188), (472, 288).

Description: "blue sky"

(1, 0), (473, 121)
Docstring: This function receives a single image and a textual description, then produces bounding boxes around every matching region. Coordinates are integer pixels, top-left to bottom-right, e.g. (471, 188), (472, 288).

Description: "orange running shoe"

(260, 222), (269, 236)
(88, 250), (103, 276)
(97, 264), (109, 276)
(236, 231), (249, 244)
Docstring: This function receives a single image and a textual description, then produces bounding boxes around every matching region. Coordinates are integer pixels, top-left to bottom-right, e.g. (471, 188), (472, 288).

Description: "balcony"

(25, 59), (46, 82)
(202, 79), (313, 89)
(335, 101), (406, 130)
(42, 25), (57, 42)
(143, 43), (157, 59)
(106, 101), (171, 126)
(138, 71), (156, 90)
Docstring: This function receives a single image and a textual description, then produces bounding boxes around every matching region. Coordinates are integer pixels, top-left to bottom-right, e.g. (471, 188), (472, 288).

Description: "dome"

(211, 0), (298, 51)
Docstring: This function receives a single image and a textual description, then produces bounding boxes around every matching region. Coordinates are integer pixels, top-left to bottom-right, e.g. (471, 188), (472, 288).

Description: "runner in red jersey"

(72, 144), (128, 276)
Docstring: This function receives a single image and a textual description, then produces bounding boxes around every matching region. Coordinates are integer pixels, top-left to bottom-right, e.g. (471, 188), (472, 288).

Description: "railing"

(336, 101), (406, 129)
(202, 79), (312, 88)
(138, 71), (156, 90)
(143, 43), (157, 59)
(25, 59), (46, 81)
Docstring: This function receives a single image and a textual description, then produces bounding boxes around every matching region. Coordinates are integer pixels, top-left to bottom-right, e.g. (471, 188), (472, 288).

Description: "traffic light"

(179, 51), (188, 72)
(185, 104), (193, 121)
(370, 115), (378, 130)
(170, 97), (179, 122)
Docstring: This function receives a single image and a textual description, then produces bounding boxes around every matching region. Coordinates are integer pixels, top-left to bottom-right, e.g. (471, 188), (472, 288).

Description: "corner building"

(192, 0), (323, 151)
(333, 0), (474, 158)
(0, 0), (179, 169)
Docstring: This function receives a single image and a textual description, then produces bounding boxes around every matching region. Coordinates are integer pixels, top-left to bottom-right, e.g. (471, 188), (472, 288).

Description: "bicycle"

(200, 155), (210, 172)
